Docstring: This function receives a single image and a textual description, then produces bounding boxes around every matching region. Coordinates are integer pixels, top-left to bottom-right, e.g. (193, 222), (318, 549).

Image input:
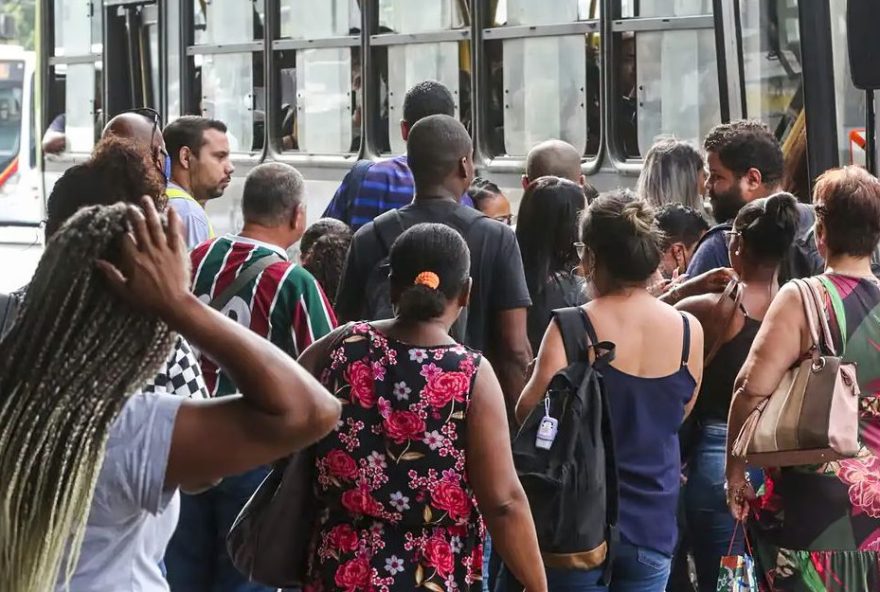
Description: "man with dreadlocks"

(0, 198), (342, 592)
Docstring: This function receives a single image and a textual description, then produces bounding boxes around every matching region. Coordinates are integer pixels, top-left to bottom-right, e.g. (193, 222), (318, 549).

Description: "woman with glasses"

(674, 192), (798, 592)
(515, 176), (587, 353)
(517, 190), (704, 591)
(467, 177), (515, 226)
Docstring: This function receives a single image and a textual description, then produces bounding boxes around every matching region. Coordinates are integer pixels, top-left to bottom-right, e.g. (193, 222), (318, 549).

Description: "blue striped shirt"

(324, 155), (474, 231)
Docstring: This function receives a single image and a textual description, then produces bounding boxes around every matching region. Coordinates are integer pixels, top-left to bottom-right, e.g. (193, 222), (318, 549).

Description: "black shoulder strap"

(373, 210), (407, 255)
(680, 313), (691, 367)
(209, 254), (283, 312)
(446, 205), (487, 241)
(551, 307), (590, 365)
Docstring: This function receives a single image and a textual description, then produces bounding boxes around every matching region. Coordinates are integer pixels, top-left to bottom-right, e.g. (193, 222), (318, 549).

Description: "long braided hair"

(0, 203), (176, 591)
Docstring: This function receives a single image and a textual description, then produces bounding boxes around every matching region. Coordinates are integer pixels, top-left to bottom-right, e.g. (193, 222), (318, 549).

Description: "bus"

(31, 1), (876, 237)
(0, 44), (40, 227)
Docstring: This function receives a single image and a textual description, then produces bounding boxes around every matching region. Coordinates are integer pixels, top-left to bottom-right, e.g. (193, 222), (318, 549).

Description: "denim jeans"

(165, 466), (274, 592)
(683, 423), (761, 592)
(500, 541), (671, 592)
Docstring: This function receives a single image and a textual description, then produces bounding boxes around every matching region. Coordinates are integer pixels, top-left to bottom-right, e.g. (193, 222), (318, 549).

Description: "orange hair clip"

(414, 271), (441, 290)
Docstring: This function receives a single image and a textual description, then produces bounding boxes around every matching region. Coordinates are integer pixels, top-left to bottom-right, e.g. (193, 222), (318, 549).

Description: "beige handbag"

(731, 278), (861, 467)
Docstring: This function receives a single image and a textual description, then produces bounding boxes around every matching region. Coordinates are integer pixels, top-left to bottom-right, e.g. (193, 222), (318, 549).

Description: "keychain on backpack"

(536, 397), (559, 450)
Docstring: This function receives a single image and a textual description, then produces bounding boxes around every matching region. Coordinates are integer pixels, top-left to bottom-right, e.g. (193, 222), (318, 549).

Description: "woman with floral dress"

(298, 223), (547, 592)
(726, 167), (880, 590)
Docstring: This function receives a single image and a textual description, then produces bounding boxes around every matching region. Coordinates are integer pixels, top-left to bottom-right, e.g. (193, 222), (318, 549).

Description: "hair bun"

(414, 271), (440, 290)
(620, 200), (656, 236)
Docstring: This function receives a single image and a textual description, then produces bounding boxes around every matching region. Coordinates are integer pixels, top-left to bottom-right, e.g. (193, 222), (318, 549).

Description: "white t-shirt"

(56, 392), (184, 592)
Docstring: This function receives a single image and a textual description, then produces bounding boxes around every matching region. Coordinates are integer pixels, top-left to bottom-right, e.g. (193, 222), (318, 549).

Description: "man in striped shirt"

(323, 80), (472, 230)
(165, 162), (335, 592)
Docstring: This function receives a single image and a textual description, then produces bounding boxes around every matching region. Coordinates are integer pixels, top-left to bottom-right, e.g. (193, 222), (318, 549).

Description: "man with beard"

(164, 116), (235, 249)
(687, 120), (815, 277)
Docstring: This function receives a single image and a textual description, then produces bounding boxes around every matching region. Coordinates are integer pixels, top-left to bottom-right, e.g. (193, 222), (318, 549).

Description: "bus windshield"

(0, 59), (25, 160)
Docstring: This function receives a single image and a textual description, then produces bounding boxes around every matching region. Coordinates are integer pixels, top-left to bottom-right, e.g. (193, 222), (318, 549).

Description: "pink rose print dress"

(304, 322), (485, 592)
(749, 275), (880, 591)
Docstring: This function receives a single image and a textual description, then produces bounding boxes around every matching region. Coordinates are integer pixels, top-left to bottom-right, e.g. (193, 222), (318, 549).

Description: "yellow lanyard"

(166, 186), (216, 238)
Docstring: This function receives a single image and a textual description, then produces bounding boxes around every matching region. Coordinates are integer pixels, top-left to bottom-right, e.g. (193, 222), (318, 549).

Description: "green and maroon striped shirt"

(190, 234), (336, 397)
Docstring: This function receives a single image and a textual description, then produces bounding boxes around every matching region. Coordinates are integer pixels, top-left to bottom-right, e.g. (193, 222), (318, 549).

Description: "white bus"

(0, 45), (40, 227)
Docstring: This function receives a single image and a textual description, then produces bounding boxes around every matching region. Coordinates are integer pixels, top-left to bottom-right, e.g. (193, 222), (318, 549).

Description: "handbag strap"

(792, 279), (822, 360)
(803, 279), (838, 357)
(727, 520), (753, 557)
(705, 279), (744, 366)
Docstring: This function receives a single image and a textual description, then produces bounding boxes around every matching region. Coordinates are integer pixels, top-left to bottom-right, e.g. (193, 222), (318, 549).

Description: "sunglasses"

(125, 107), (171, 179)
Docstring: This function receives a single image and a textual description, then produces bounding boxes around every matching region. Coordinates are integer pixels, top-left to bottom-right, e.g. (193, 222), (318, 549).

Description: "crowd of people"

(0, 78), (878, 592)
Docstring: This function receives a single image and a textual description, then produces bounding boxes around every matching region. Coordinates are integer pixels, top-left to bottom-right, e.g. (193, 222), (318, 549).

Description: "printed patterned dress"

(305, 322), (484, 592)
(750, 274), (880, 591)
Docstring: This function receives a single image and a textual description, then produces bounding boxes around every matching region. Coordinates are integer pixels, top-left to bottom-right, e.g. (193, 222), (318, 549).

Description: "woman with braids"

(0, 198), (341, 592)
(297, 223), (547, 592)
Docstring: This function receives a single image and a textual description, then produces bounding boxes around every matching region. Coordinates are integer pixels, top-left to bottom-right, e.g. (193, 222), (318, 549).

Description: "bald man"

(522, 139), (587, 189)
(102, 111), (170, 180)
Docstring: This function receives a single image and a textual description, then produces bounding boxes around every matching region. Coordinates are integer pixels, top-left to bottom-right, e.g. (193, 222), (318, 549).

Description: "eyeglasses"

(573, 241), (586, 259)
(493, 214), (517, 226)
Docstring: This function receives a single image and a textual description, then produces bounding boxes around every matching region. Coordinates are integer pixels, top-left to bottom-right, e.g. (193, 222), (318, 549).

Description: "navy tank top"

(599, 313), (696, 556)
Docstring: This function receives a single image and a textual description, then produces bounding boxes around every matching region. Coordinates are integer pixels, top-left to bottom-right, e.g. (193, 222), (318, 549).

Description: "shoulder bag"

(731, 278), (861, 467)
(226, 322), (353, 587)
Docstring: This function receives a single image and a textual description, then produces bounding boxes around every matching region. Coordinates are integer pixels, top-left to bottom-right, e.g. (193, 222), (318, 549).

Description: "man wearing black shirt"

(336, 114), (532, 409)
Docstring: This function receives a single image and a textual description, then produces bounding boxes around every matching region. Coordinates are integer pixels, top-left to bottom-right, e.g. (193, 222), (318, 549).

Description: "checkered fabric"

(144, 336), (209, 400)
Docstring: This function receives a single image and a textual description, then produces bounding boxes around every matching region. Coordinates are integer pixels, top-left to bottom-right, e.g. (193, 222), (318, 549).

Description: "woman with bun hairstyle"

(674, 192), (799, 592)
(298, 223), (547, 592)
(517, 190), (704, 590)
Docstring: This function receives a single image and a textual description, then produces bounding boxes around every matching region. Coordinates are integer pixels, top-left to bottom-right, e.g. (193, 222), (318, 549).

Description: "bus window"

(196, 53), (265, 153)
(275, 0), (360, 154)
(739, 0), (802, 140)
(829, 0), (869, 167)
(613, 0), (720, 159)
(48, 0), (102, 154)
(166, 0), (182, 120)
(484, 0), (599, 159)
(374, 0), (470, 155)
(0, 60), (24, 162)
(188, 0), (265, 153)
(193, 0), (265, 45)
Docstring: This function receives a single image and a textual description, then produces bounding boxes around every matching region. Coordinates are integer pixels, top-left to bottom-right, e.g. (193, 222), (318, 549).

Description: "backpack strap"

(209, 254), (283, 312)
(446, 204), (487, 242)
(551, 307), (590, 365)
(680, 313), (691, 368)
(373, 210), (407, 255)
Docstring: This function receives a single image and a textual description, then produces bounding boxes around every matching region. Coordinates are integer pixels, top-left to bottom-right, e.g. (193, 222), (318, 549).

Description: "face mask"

(164, 154), (172, 182)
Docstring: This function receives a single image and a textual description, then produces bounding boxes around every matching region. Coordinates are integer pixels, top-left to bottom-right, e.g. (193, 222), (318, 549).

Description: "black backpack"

(363, 206), (484, 343)
(512, 307), (619, 582)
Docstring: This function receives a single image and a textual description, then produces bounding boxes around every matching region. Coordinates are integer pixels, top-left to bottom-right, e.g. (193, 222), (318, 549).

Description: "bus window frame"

(478, 17), (602, 177)
(605, 0), (724, 176)
(43, 0), (104, 161)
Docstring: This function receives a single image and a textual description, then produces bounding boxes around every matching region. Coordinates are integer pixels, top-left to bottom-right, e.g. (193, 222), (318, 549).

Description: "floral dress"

(749, 275), (880, 591)
(304, 322), (484, 592)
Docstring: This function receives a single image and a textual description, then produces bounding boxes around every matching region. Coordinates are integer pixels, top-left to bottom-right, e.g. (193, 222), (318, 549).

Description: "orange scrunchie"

(414, 271), (440, 290)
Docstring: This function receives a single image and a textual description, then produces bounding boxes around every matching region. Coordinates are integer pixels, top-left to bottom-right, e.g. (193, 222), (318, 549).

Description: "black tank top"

(694, 315), (761, 423)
